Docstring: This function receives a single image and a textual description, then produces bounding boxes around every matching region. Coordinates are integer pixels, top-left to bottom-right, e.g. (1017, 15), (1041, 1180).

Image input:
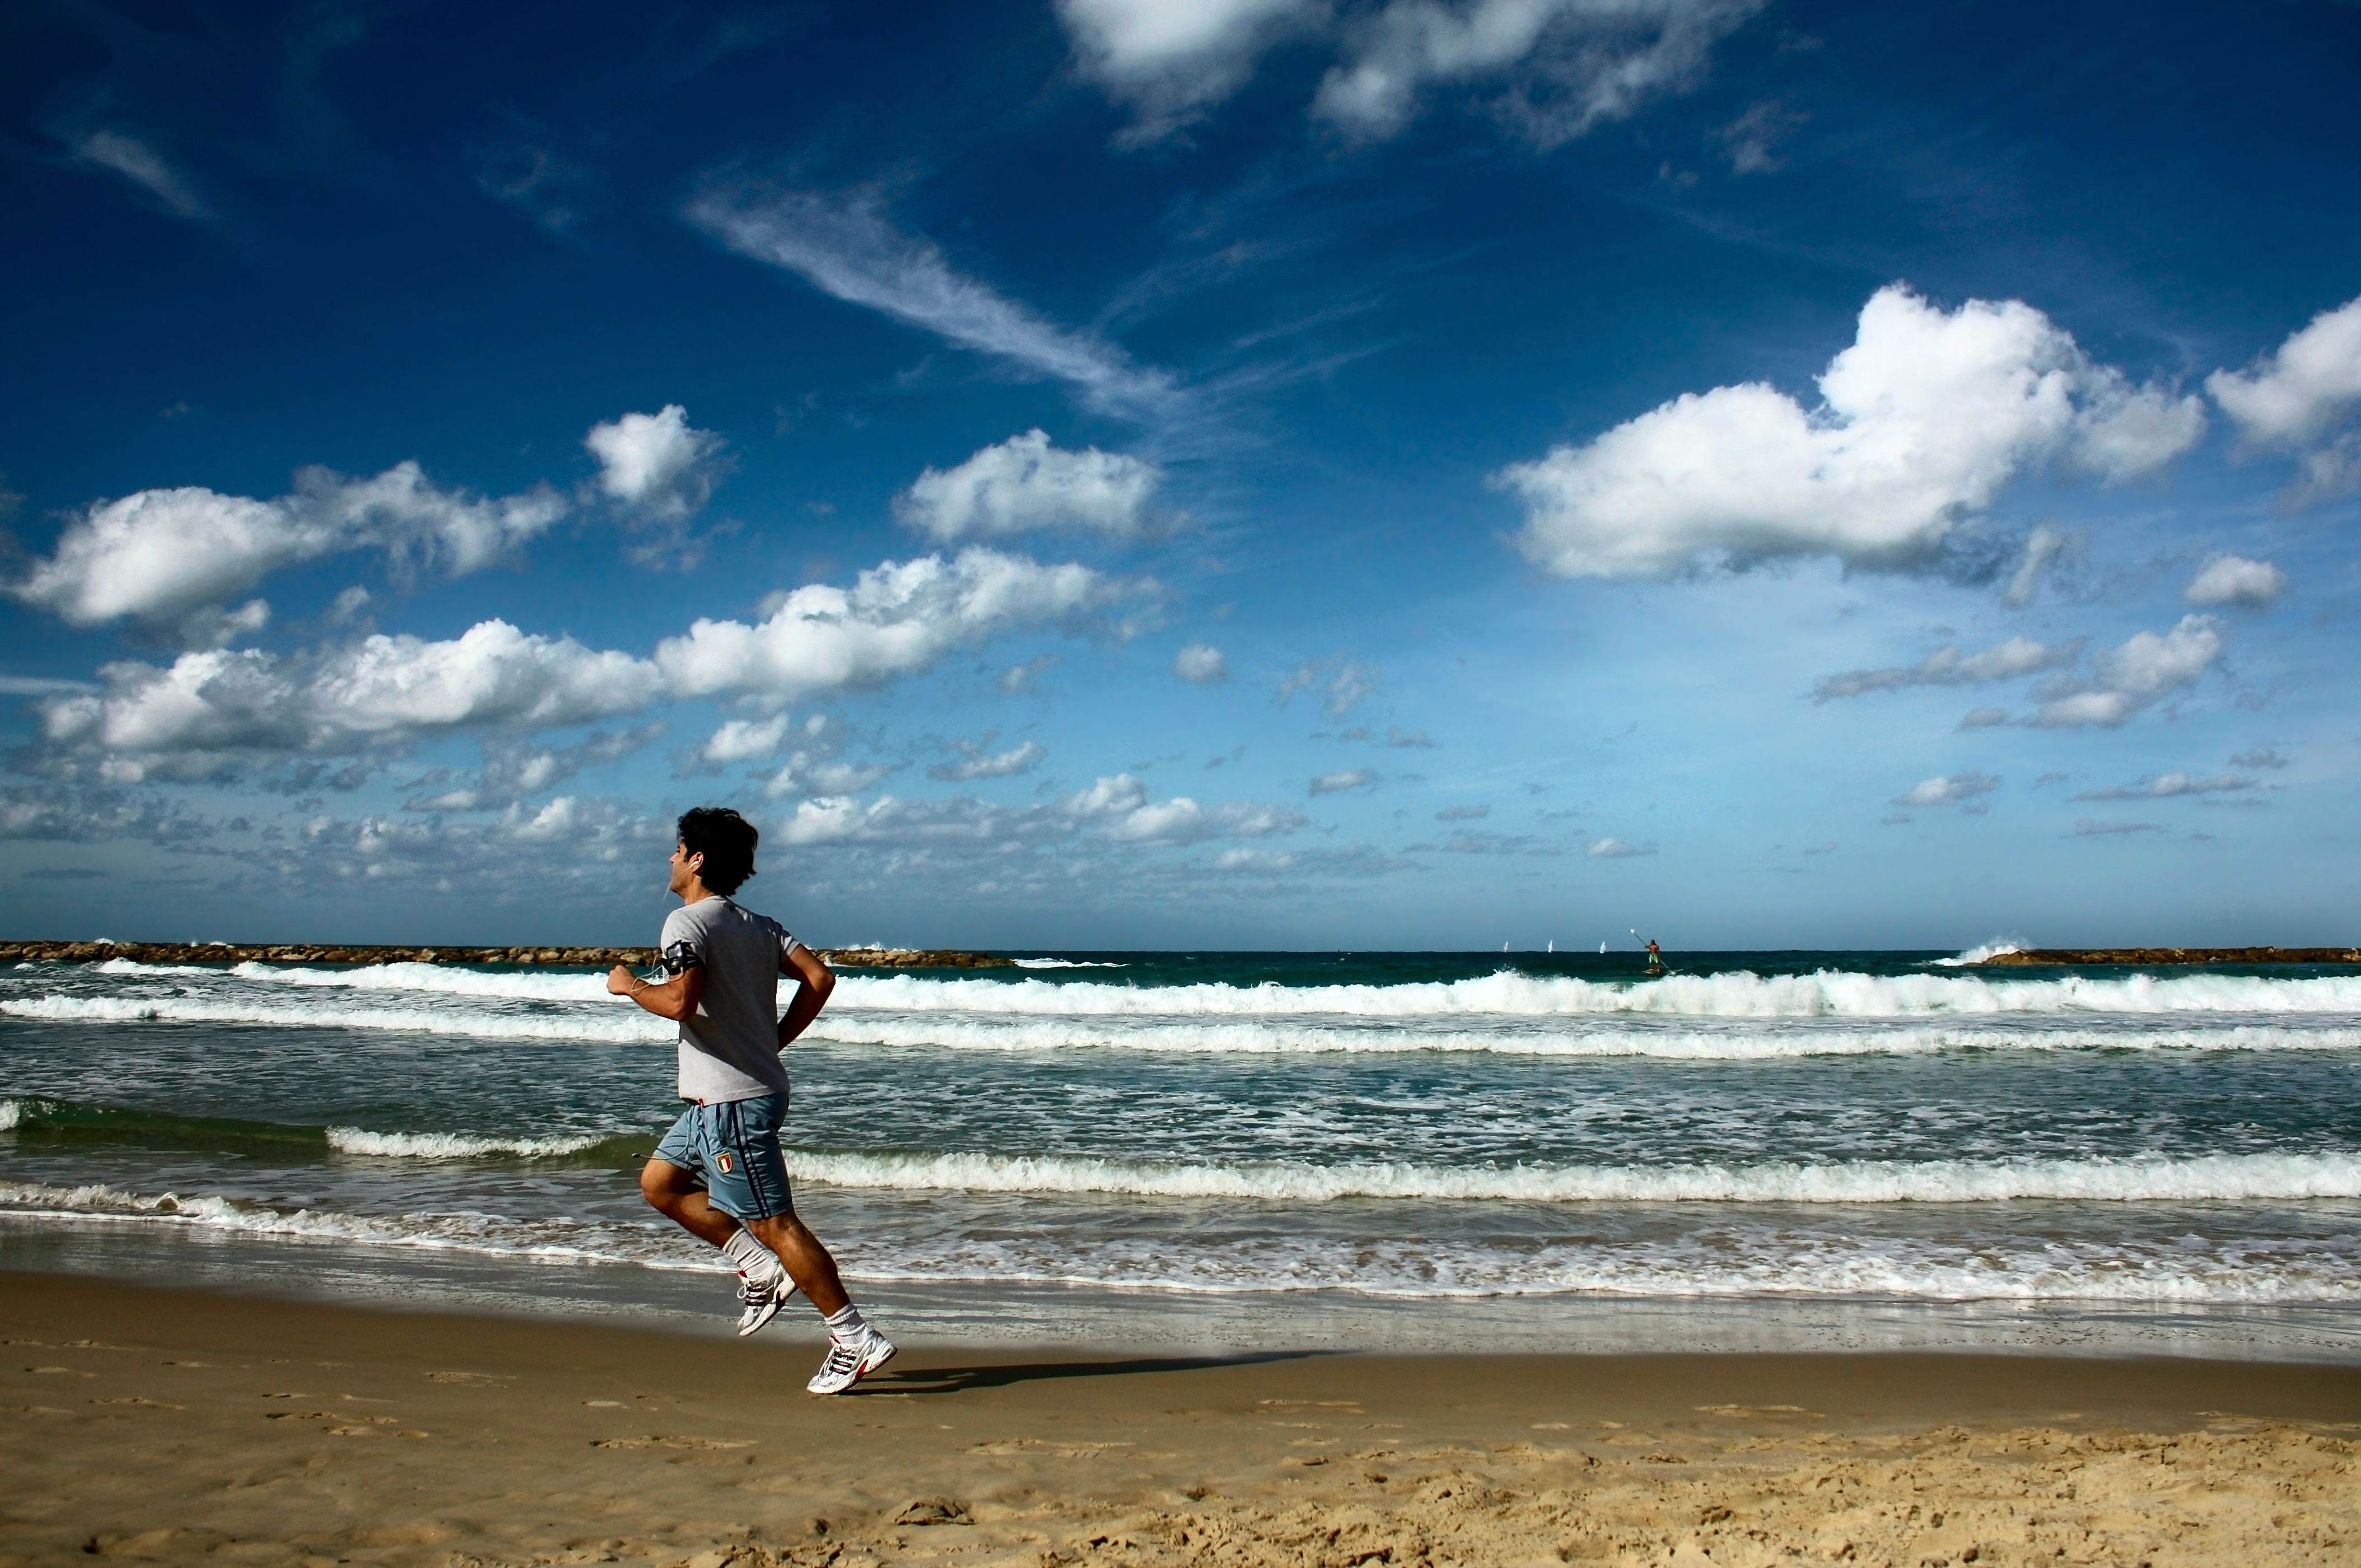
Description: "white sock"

(722, 1228), (780, 1283)
(825, 1303), (868, 1343)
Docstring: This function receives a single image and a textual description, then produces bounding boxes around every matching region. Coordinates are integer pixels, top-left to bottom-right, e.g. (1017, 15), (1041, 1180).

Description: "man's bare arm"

(778, 944), (835, 1048)
(608, 963), (705, 1023)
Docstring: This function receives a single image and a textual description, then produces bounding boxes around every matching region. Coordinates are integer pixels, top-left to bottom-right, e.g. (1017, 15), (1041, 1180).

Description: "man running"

(606, 806), (895, 1395)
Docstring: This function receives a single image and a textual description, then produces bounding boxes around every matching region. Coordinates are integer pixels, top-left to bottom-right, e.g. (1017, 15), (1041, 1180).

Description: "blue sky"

(3, 0), (2357, 949)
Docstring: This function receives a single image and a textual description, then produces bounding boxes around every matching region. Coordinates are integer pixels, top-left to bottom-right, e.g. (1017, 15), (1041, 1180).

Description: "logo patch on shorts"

(715, 1151), (736, 1174)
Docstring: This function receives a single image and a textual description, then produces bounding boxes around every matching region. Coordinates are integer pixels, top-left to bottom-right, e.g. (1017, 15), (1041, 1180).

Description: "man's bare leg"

(640, 1159), (850, 1315)
(743, 1212), (850, 1317)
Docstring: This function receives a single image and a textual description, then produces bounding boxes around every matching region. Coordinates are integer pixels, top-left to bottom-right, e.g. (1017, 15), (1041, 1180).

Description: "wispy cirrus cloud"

(2070, 772), (2256, 803)
(1889, 771), (2000, 810)
(1812, 635), (2082, 703)
(684, 184), (1176, 417)
(68, 130), (210, 221)
(1059, 0), (1765, 151)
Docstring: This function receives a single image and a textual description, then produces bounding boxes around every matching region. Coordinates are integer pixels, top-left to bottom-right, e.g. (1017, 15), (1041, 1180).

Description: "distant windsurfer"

(606, 806), (895, 1395)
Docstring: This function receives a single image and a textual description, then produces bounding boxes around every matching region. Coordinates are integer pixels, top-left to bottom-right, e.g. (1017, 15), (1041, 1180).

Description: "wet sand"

(2, 1271), (2355, 1567)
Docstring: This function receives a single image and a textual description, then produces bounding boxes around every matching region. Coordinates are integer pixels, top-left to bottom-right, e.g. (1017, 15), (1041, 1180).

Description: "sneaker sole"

(806, 1336), (896, 1396)
(737, 1280), (798, 1338)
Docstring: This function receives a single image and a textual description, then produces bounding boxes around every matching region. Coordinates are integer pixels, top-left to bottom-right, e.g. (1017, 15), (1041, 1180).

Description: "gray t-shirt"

(657, 896), (803, 1103)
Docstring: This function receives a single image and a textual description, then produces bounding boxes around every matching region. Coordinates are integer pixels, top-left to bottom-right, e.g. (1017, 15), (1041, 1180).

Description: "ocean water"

(4, 949), (2359, 1356)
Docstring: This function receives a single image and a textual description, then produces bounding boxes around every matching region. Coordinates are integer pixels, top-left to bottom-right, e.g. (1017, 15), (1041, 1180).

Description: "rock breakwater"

(1980, 946), (2360, 965)
(0, 939), (1012, 969)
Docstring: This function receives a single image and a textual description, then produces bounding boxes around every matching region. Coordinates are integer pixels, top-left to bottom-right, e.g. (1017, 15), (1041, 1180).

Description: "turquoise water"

(4, 949), (2359, 1350)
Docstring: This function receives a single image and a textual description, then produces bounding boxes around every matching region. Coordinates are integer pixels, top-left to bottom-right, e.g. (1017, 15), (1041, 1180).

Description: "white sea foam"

(0, 995), (671, 1043)
(1012, 958), (1126, 969)
(0, 1180), (706, 1270)
(53, 957), (2361, 1021)
(778, 1148), (2361, 1203)
(804, 1015), (2361, 1058)
(828, 968), (2361, 1020)
(325, 1128), (614, 1160)
(0, 1100), (20, 1131)
(1933, 938), (2028, 967)
(4, 1177), (2354, 1304)
(84, 958), (614, 1002)
(9, 988), (2360, 1057)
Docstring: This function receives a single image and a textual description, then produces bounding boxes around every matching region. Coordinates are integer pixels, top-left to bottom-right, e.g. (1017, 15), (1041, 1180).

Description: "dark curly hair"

(678, 806), (758, 895)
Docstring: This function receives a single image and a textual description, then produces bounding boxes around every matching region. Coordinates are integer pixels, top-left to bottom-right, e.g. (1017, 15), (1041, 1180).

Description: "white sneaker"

(805, 1328), (895, 1394)
(736, 1270), (797, 1338)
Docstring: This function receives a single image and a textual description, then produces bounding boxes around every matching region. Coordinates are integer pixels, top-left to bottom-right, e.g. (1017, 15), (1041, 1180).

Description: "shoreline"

(2, 1270), (2354, 1566)
(13, 1217), (2361, 1363)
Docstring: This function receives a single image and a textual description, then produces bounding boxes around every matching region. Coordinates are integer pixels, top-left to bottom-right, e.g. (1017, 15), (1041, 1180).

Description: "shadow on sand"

(855, 1349), (1335, 1396)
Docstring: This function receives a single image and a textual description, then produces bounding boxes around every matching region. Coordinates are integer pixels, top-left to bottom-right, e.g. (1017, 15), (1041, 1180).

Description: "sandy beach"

(0, 1273), (2353, 1567)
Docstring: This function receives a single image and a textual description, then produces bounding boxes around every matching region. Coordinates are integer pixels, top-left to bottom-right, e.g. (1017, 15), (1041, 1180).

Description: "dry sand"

(2, 1272), (2355, 1567)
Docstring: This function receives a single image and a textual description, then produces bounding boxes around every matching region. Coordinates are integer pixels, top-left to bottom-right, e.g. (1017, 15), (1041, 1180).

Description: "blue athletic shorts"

(651, 1094), (794, 1221)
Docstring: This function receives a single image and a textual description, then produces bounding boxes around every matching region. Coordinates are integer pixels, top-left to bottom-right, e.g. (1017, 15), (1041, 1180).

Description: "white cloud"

(1107, 794), (1303, 844)
(1812, 634), (2080, 703)
(1585, 836), (1654, 858)
(2183, 554), (2287, 609)
(1059, 0), (1762, 150)
(507, 797), (585, 842)
(774, 771), (1301, 852)
(656, 548), (1133, 702)
(1001, 653), (1065, 693)
(1314, 0), (1763, 148)
(1716, 99), (1803, 173)
(1310, 767), (1375, 795)
(2206, 295), (2361, 502)
(1277, 657), (1376, 715)
(684, 186), (1173, 415)
(1174, 642), (1229, 683)
(0, 786), (208, 844)
(895, 430), (1164, 541)
(1435, 802), (1489, 820)
(2003, 524), (2071, 608)
(11, 463), (566, 631)
(2072, 772), (2255, 803)
(1957, 707), (2009, 731)
(1497, 285), (2206, 579)
(71, 130), (208, 220)
(1060, 0), (1328, 143)
(584, 405), (730, 522)
(702, 716), (795, 767)
(2072, 819), (2166, 838)
(2227, 746), (2289, 771)
(731, 713), (898, 799)
(2028, 614), (2223, 729)
(796, 759), (899, 796)
(405, 725), (662, 812)
(931, 739), (1047, 782)
(0, 675), (99, 697)
(1890, 771), (2000, 809)
(39, 622), (661, 783)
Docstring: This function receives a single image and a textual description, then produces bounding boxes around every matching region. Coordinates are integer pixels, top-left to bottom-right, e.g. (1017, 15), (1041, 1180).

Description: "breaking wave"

(0, 993), (669, 1043)
(783, 1147), (2361, 1204)
(1934, 939), (2029, 967)
(55, 958), (2361, 1020)
(0, 1097), (647, 1163)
